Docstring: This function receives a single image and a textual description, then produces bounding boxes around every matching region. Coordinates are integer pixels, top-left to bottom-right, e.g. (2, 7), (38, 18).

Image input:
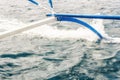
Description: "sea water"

(0, 15), (120, 80)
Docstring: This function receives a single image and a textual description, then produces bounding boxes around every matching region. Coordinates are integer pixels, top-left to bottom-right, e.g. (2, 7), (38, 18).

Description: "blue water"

(0, 36), (120, 80)
(0, 0), (120, 80)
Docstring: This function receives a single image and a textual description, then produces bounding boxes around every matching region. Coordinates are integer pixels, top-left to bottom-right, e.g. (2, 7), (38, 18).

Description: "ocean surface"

(0, 0), (120, 80)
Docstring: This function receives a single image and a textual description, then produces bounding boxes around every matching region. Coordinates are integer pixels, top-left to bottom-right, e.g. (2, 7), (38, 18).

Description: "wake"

(24, 19), (120, 43)
(0, 16), (120, 43)
(0, 16), (120, 60)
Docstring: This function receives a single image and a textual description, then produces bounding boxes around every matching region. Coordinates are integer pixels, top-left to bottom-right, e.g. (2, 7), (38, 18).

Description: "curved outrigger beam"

(28, 0), (120, 40)
(47, 13), (120, 40)
(56, 16), (103, 39)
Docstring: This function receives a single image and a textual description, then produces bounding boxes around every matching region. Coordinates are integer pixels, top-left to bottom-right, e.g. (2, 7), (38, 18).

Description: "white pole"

(0, 17), (56, 39)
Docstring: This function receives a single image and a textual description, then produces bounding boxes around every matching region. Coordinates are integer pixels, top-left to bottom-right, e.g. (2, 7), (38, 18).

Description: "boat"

(0, 0), (120, 43)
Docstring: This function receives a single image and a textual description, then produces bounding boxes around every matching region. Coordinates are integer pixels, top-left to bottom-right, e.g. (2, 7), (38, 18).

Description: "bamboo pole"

(0, 17), (56, 39)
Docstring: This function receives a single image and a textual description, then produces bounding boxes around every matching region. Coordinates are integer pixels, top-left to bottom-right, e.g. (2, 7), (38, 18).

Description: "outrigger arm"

(0, 17), (56, 39)
(28, 0), (120, 40)
(54, 15), (103, 39)
(47, 13), (120, 40)
(0, 0), (119, 40)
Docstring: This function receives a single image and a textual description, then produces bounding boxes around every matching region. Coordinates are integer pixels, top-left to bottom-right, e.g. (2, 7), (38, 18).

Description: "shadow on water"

(47, 50), (120, 80)
(47, 54), (94, 80)
(0, 52), (36, 79)
(0, 39), (120, 80)
(0, 62), (20, 79)
(96, 50), (120, 80)
(0, 52), (34, 59)
(0, 63), (18, 69)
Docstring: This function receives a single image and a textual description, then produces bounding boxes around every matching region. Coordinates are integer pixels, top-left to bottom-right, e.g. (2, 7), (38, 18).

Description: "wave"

(0, 52), (34, 59)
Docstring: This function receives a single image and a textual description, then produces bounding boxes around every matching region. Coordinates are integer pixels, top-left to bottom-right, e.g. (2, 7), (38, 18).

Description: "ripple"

(0, 52), (34, 59)
(43, 57), (64, 62)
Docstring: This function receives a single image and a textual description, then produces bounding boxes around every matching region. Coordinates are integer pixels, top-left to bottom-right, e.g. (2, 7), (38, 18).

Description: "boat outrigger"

(0, 0), (120, 41)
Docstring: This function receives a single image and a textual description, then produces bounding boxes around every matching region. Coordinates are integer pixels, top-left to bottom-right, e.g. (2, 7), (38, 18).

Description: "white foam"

(102, 37), (120, 43)
(0, 16), (24, 32)
(0, 16), (120, 42)
(22, 25), (95, 41)
(23, 19), (107, 41)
